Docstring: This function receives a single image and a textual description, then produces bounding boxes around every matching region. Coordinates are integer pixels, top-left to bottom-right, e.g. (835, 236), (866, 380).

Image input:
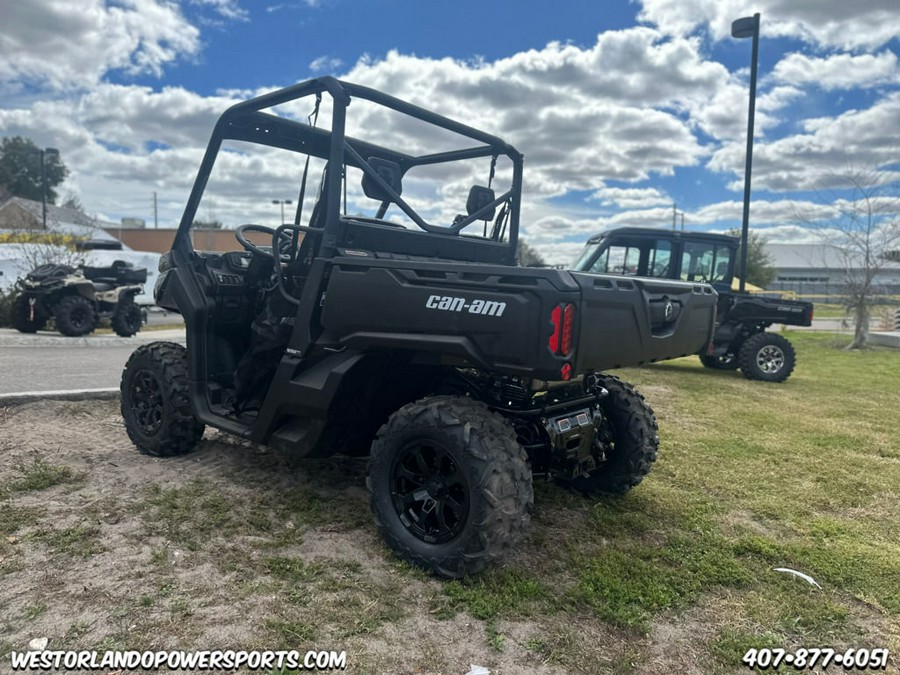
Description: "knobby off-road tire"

(699, 353), (739, 371)
(11, 294), (46, 333)
(112, 299), (143, 337)
(55, 294), (96, 337)
(738, 332), (796, 383)
(561, 375), (659, 496)
(368, 395), (533, 579)
(120, 342), (205, 457)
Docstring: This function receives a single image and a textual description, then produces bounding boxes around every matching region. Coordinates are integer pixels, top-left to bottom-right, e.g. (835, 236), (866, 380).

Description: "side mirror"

(362, 157), (403, 202)
(466, 185), (495, 220)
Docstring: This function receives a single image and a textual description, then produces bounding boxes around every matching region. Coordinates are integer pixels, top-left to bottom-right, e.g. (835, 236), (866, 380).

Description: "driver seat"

(232, 168), (331, 411)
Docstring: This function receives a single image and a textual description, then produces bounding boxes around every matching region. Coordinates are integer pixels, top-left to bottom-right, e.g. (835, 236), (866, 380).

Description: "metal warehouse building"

(766, 243), (900, 299)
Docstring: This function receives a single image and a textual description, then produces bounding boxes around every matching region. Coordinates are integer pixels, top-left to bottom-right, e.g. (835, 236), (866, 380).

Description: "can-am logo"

(425, 294), (507, 317)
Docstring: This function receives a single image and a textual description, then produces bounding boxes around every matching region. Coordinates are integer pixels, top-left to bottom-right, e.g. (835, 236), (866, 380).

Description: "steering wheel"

(235, 224), (296, 262)
(235, 224), (276, 258)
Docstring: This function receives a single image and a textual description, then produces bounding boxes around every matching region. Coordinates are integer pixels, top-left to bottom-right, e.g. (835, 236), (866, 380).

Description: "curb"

(0, 388), (119, 407)
(0, 330), (185, 348)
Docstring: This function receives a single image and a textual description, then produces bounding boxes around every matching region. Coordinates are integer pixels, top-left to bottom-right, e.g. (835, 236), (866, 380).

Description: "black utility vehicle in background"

(573, 228), (814, 382)
(120, 78), (717, 577)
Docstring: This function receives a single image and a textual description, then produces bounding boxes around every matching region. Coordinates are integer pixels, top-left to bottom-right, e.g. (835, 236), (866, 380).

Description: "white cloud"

(309, 56), (344, 73)
(772, 51), (899, 91)
(0, 0), (200, 91)
(637, 0), (900, 50)
(1, 6), (895, 256)
(191, 0), (249, 21)
(709, 93), (900, 191)
(590, 186), (671, 209)
(342, 29), (721, 195)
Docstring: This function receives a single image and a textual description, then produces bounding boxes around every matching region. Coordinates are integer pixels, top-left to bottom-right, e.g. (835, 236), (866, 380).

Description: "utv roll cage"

(172, 76), (523, 263)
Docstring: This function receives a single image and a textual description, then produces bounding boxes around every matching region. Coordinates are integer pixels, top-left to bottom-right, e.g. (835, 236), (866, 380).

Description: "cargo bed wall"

(727, 294), (813, 326)
(320, 259), (578, 379)
(571, 273), (717, 371)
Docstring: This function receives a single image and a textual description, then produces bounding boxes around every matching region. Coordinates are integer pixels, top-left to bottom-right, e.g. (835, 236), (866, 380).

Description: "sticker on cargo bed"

(425, 294), (506, 317)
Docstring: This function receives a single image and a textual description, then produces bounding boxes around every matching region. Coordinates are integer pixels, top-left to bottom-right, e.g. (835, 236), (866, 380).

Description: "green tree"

(0, 136), (68, 204)
(728, 228), (775, 288)
(517, 240), (546, 267)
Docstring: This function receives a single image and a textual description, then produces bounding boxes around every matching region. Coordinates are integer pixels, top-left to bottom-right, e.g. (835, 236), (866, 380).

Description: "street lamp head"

(731, 14), (759, 39)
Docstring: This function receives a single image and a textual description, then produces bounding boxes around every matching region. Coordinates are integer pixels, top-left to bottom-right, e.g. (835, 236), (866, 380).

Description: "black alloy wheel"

(390, 438), (470, 544)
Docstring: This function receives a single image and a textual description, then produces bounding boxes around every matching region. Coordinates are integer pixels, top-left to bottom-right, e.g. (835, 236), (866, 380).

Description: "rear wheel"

(55, 295), (96, 336)
(11, 294), (46, 333)
(368, 395), (533, 578)
(120, 342), (205, 456)
(558, 375), (659, 496)
(699, 353), (739, 370)
(112, 299), (142, 337)
(738, 332), (796, 383)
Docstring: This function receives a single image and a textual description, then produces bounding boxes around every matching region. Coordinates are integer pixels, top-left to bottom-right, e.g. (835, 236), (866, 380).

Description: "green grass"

(438, 332), (900, 669)
(3, 330), (895, 673)
(6, 459), (81, 494)
(30, 523), (105, 557)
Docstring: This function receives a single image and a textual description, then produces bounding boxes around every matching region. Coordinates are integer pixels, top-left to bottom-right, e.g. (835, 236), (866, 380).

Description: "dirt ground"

(0, 399), (723, 674)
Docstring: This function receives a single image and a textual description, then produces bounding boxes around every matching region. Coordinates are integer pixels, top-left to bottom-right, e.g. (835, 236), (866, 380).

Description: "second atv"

(12, 260), (147, 337)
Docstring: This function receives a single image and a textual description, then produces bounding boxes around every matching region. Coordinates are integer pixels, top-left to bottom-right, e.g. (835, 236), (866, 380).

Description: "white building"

(767, 243), (900, 298)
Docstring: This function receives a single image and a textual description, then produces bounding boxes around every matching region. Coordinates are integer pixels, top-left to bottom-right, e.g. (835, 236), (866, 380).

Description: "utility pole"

(153, 192), (158, 229)
(732, 12), (761, 293)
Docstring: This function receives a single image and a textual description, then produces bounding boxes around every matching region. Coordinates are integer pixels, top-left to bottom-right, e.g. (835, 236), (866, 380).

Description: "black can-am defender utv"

(120, 77), (717, 577)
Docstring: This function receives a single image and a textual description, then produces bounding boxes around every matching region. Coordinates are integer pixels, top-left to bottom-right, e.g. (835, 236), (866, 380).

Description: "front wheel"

(55, 295), (96, 336)
(738, 332), (796, 383)
(558, 375), (659, 496)
(11, 294), (47, 333)
(367, 395), (533, 578)
(120, 342), (205, 456)
(112, 299), (143, 337)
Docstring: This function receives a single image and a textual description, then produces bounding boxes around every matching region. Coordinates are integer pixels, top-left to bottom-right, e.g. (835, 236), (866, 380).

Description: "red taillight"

(561, 303), (575, 355)
(560, 363), (572, 380)
(549, 305), (561, 354)
(549, 303), (575, 357)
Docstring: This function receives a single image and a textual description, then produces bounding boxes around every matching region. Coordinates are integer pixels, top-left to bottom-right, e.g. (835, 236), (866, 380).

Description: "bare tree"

(796, 168), (900, 349)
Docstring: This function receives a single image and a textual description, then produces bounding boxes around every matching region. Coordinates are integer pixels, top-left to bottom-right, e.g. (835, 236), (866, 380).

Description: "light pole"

(732, 13), (760, 293)
(272, 199), (292, 223)
(38, 147), (60, 230)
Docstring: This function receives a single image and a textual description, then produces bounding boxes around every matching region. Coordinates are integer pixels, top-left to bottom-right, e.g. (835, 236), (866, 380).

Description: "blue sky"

(1, 0), (898, 262)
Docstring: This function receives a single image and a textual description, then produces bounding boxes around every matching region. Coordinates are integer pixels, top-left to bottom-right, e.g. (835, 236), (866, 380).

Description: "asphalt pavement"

(0, 328), (185, 396)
